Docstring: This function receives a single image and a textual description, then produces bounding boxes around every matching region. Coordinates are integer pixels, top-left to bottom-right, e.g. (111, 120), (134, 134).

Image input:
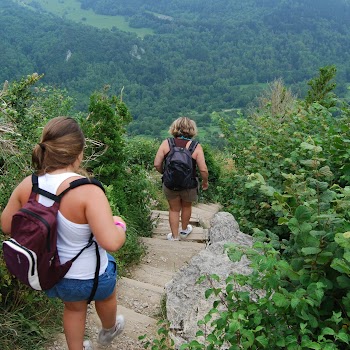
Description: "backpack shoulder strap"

(31, 174), (105, 202)
(167, 137), (176, 149)
(59, 177), (105, 198)
(188, 140), (199, 154)
(69, 233), (100, 304)
(31, 173), (61, 202)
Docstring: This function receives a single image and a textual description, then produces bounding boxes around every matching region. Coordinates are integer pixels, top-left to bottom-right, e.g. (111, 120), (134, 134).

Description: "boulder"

(165, 212), (253, 347)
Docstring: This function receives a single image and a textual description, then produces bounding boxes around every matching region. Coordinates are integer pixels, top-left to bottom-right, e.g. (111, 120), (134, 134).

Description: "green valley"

(2, 0), (350, 143)
(13, 0), (154, 37)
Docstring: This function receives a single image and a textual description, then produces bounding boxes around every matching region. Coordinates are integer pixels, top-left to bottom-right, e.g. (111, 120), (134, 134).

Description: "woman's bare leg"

(168, 197), (182, 239)
(63, 300), (88, 350)
(181, 201), (192, 231)
(95, 287), (117, 329)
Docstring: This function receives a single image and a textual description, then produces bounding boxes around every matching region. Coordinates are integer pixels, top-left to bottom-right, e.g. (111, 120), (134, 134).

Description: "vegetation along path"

(46, 202), (221, 350)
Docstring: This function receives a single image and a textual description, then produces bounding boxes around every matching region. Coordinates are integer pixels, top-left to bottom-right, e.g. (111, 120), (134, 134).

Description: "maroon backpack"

(2, 174), (104, 303)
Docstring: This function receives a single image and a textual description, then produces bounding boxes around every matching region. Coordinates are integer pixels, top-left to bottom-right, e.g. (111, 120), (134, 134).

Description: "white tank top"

(38, 173), (108, 279)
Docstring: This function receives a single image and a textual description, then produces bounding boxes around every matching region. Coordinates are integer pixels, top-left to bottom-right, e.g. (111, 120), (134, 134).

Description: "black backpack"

(162, 138), (199, 191)
(2, 174), (104, 303)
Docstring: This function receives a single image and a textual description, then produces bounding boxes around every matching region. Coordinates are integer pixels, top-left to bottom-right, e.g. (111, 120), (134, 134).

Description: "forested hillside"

(2, 0), (350, 141)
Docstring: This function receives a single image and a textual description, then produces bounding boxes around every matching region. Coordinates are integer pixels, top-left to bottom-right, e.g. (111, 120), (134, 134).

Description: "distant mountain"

(2, 0), (350, 140)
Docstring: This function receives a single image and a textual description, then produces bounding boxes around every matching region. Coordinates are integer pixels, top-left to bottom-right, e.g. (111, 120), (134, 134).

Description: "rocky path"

(47, 203), (221, 350)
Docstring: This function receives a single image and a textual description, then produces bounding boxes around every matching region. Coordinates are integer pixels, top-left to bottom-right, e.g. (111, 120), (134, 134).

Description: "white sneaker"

(167, 233), (180, 241)
(98, 315), (125, 346)
(180, 224), (193, 238)
(83, 340), (93, 350)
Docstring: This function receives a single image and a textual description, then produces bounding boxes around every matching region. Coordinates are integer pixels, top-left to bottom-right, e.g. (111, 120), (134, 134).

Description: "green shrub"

(124, 135), (160, 171)
(216, 67), (349, 237)
(177, 67), (350, 349)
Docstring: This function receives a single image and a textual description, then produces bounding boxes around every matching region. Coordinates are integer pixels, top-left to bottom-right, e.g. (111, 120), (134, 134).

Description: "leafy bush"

(80, 89), (154, 237)
(216, 67), (347, 237)
(177, 67), (350, 349)
(180, 144), (350, 348)
(124, 135), (160, 171)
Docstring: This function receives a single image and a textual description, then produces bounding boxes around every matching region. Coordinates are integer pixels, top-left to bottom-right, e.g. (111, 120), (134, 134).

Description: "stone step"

(128, 264), (176, 287)
(192, 205), (220, 228)
(195, 203), (221, 213)
(137, 237), (205, 271)
(152, 225), (205, 234)
(153, 223), (204, 234)
(151, 227), (208, 242)
(88, 304), (158, 345)
(151, 210), (200, 224)
(116, 277), (164, 318)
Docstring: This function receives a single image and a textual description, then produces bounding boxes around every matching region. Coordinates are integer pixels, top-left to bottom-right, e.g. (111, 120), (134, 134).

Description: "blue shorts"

(45, 254), (117, 302)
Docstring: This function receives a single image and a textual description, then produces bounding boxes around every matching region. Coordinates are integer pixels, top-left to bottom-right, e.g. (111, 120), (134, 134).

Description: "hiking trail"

(47, 203), (221, 350)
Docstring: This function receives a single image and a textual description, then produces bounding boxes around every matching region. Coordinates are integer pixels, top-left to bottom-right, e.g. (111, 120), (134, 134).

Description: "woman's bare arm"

(154, 140), (170, 173)
(193, 144), (209, 190)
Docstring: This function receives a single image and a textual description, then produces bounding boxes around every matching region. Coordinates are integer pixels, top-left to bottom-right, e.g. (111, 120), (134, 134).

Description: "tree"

(305, 65), (337, 108)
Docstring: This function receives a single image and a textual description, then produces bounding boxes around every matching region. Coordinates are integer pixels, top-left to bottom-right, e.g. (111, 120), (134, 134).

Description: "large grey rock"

(165, 212), (253, 348)
(209, 212), (247, 245)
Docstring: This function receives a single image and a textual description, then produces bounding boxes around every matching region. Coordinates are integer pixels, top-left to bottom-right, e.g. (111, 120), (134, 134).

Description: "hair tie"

(38, 143), (46, 151)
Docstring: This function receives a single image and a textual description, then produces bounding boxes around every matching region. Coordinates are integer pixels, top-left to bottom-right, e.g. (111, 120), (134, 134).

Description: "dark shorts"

(45, 254), (117, 302)
(163, 183), (198, 202)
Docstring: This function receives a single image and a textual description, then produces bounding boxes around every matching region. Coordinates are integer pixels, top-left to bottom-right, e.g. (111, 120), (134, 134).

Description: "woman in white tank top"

(1, 117), (126, 350)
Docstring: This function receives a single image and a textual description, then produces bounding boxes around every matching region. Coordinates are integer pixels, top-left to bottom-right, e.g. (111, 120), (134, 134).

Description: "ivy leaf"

(335, 232), (350, 249)
(210, 274), (220, 282)
(288, 218), (300, 234)
(291, 298), (300, 309)
(276, 338), (286, 346)
(300, 142), (320, 151)
(321, 327), (335, 336)
(342, 164), (350, 176)
(337, 275), (350, 288)
(300, 222), (313, 234)
(241, 330), (254, 347)
(205, 288), (214, 299)
(331, 258), (350, 275)
(260, 185), (276, 196)
(320, 189), (336, 202)
(227, 249), (244, 262)
(316, 251), (333, 264)
(294, 206), (312, 223)
(256, 335), (268, 348)
(278, 217), (289, 225)
(301, 247), (322, 255)
(319, 166), (333, 178)
(228, 320), (240, 333)
(254, 313), (262, 326)
(302, 342), (322, 349)
(300, 159), (320, 168)
(207, 334), (218, 343)
(336, 330), (349, 344)
(272, 292), (289, 308)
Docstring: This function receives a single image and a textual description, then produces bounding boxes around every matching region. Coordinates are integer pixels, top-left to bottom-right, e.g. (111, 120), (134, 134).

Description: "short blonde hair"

(169, 117), (197, 138)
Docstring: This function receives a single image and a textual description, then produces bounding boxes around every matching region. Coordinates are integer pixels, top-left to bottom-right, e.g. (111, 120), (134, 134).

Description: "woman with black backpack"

(154, 117), (209, 241)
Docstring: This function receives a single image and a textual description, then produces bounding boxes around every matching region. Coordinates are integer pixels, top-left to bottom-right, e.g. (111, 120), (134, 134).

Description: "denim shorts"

(45, 254), (117, 302)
